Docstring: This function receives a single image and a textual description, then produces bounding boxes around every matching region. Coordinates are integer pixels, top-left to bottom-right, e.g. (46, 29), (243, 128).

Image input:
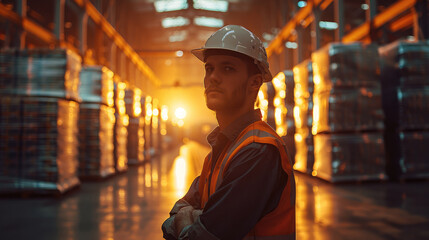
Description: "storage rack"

(0, 0), (159, 92)
(266, 0), (428, 182)
(267, 0), (427, 74)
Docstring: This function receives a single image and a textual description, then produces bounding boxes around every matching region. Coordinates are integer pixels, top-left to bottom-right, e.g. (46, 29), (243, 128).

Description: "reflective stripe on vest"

(198, 121), (296, 238)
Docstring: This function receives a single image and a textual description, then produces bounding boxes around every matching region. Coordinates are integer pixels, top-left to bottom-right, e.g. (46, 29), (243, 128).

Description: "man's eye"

(224, 66), (234, 72)
(205, 66), (213, 72)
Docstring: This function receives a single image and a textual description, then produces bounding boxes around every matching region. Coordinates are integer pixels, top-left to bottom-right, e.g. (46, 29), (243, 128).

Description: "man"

(162, 25), (296, 240)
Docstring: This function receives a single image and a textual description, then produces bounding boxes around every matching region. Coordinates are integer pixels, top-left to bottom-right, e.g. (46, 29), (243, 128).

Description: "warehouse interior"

(0, 0), (429, 239)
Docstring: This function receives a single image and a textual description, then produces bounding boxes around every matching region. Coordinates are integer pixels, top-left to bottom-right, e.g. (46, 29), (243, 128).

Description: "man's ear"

(249, 74), (263, 91)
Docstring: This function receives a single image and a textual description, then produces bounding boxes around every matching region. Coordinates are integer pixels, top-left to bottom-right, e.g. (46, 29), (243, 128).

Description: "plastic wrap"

(284, 70), (294, 105)
(0, 96), (80, 194)
(78, 103), (115, 179)
(397, 87), (429, 130)
(0, 48), (81, 101)
(79, 66), (114, 106)
(312, 87), (384, 134)
(114, 113), (128, 173)
(113, 80), (128, 172)
(398, 131), (429, 179)
(125, 88), (142, 118)
(293, 127), (314, 174)
(127, 116), (145, 165)
(114, 80), (127, 116)
(272, 72), (289, 137)
(379, 40), (429, 86)
(312, 43), (380, 93)
(293, 59), (313, 100)
(293, 59), (314, 130)
(313, 132), (386, 183)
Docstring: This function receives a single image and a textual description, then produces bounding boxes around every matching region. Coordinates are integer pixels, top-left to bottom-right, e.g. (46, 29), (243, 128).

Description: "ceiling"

(107, 0), (291, 125)
(110, 0), (290, 88)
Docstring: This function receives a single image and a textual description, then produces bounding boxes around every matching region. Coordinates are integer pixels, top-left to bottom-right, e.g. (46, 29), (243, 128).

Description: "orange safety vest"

(198, 121), (296, 240)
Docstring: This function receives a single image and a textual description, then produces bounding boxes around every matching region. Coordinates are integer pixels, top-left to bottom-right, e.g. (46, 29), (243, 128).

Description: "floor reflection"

(1, 141), (429, 240)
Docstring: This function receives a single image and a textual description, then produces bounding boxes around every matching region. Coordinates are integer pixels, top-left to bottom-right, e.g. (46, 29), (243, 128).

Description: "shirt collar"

(207, 109), (262, 146)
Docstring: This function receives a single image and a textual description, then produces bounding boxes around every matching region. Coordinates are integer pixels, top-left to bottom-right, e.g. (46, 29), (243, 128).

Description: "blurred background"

(0, 0), (428, 239)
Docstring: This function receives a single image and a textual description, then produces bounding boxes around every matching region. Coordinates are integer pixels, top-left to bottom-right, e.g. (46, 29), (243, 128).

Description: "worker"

(162, 25), (296, 240)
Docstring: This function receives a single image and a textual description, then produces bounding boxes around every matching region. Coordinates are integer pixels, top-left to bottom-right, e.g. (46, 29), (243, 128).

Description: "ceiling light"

(297, 1), (307, 8)
(361, 4), (369, 10)
(194, 17), (223, 28)
(154, 0), (188, 12)
(162, 17), (190, 28)
(262, 33), (274, 41)
(285, 41), (298, 49)
(193, 0), (228, 12)
(169, 31), (187, 42)
(319, 21), (338, 30)
(175, 50), (184, 57)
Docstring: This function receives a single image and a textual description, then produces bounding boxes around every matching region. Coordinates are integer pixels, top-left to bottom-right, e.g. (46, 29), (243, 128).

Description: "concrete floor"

(1, 141), (429, 240)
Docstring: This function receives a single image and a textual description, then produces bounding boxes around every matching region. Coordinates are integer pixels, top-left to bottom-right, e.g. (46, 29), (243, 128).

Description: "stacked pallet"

(125, 88), (145, 165)
(293, 60), (315, 175)
(379, 40), (429, 180)
(311, 43), (386, 182)
(78, 66), (115, 179)
(113, 80), (128, 173)
(277, 71), (296, 162)
(0, 48), (81, 194)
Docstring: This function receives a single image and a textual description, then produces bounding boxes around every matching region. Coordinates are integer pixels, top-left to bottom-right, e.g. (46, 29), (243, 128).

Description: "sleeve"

(179, 143), (287, 240)
(162, 176), (201, 239)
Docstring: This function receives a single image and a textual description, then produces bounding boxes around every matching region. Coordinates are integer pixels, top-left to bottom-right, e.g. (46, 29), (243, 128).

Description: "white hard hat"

(191, 25), (273, 82)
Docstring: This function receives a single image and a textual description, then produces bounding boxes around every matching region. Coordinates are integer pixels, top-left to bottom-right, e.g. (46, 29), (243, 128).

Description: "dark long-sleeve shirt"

(162, 110), (288, 240)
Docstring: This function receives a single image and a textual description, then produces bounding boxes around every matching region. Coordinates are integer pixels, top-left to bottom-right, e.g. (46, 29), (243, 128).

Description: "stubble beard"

(205, 82), (248, 114)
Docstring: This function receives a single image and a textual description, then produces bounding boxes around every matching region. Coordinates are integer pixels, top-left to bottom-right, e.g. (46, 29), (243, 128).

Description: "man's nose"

(206, 70), (221, 86)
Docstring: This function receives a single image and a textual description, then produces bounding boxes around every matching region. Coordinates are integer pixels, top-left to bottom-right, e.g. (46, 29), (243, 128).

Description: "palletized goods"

(79, 66), (114, 106)
(312, 87), (384, 134)
(78, 103), (115, 179)
(293, 60), (314, 173)
(313, 132), (386, 182)
(0, 96), (80, 194)
(0, 48), (81, 101)
(309, 43), (386, 182)
(379, 40), (429, 180)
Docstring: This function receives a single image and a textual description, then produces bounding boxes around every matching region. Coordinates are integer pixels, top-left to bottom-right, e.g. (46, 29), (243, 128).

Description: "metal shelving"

(0, 0), (159, 92)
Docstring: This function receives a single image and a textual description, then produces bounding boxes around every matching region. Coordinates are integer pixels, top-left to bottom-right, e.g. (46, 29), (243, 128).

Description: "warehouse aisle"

(1, 140), (429, 240)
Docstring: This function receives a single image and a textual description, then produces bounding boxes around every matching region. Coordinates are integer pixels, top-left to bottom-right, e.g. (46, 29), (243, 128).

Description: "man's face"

(203, 55), (250, 112)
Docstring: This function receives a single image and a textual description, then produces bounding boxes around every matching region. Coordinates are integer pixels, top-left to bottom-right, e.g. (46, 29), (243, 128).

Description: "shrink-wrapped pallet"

(0, 96), (80, 194)
(0, 48), (81, 101)
(293, 127), (314, 174)
(313, 132), (386, 182)
(293, 60), (314, 173)
(125, 88), (145, 164)
(397, 87), (429, 130)
(79, 66), (114, 106)
(379, 40), (429, 85)
(284, 70), (295, 106)
(78, 103), (115, 179)
(312, 43), (380, 93)
(379, 41), (429, 130)
(310, 43), (386, 182)
(113, 81), (128, 172)
(114, 113), (128, 172)
(379, 40), (429, 180)
(127, 116), (145, 164)
(398, 131), (429, 179)
(312, 87), (384, 134)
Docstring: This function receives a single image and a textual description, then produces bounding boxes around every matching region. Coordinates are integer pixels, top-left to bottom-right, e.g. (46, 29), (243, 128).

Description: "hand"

(192, 209), (203, 222)
(174, 206), (195, 236)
